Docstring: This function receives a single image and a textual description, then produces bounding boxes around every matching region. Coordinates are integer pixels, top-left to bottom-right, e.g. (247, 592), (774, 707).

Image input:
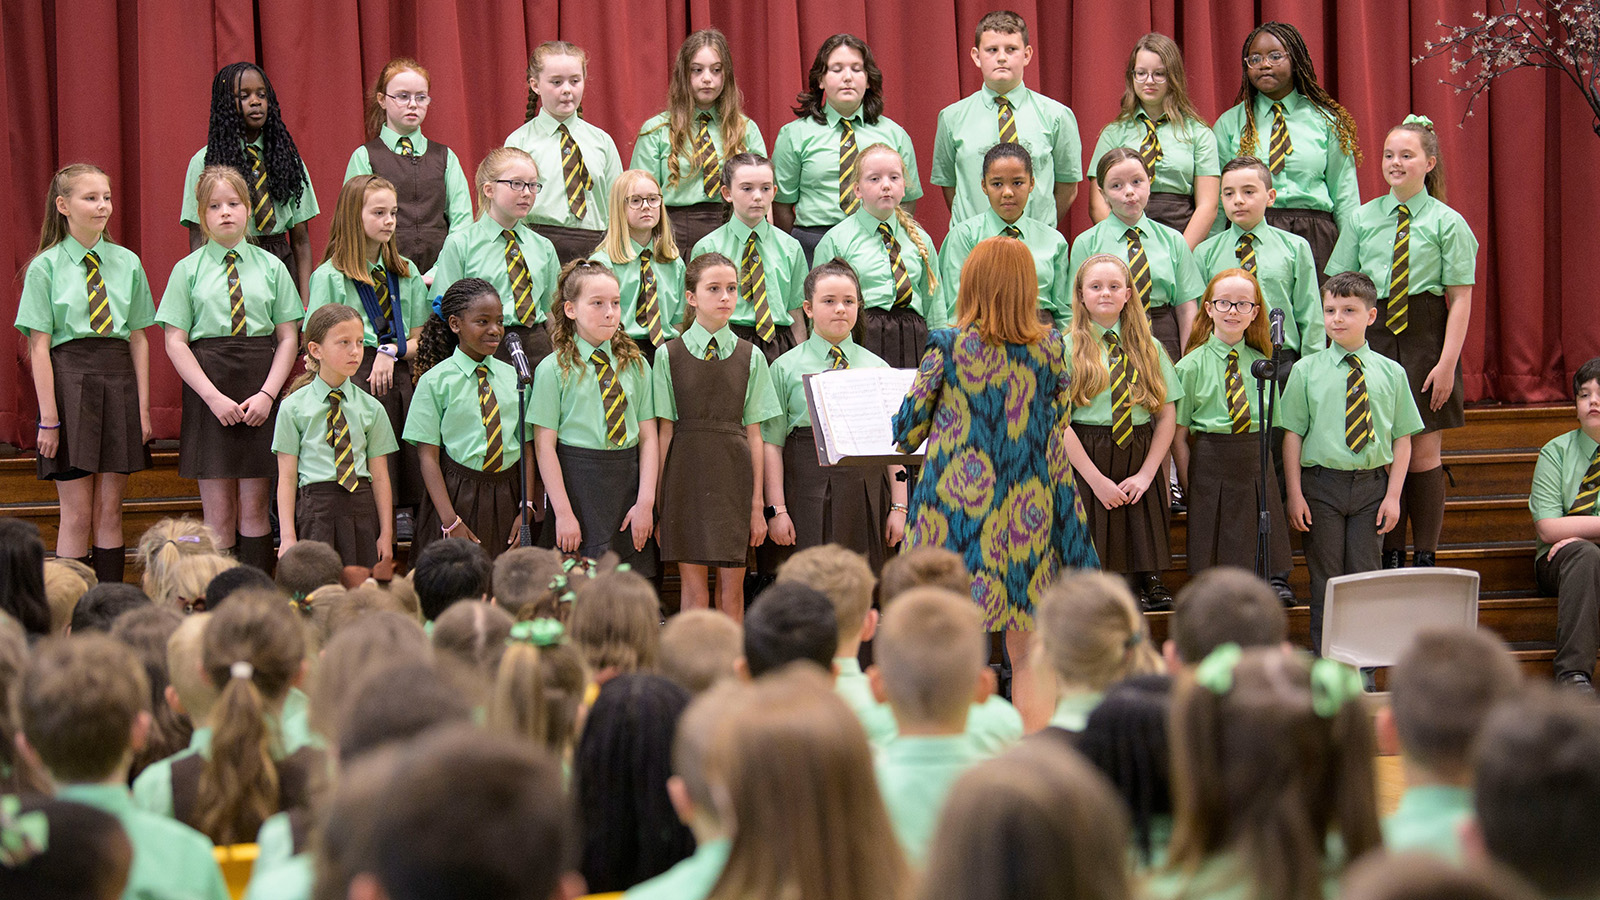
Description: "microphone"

(504, 332), (533, 385)
(1269, 307), (1286, 349)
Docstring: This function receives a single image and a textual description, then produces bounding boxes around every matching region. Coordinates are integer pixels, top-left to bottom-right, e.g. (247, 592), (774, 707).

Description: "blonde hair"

(1036, 572), (1161, 691)
(165, 554), (240, 614)
(474, 146), (538, 219)
(194, 165), (253, 243)
(488, 635), (588, 760)
(525, 41), (589, 121)
(166, 612), (219, 723)
(137, 519), (221, 609)
(1185, 268), (1273, 358)
(37, 163), (109, 253)
(659, 610), (743, 695)
(874, 587), (986, 727)
(323, 174), (411, 283)
(1069, 254), (1167, 412)
(956, 236), (1048, 345)
(596, 169), (680, 263)
(776, 544), (876, 650)
(858, 143), (937, 295)
(42, 560), (90, 635)
(568, 570), (660, 674)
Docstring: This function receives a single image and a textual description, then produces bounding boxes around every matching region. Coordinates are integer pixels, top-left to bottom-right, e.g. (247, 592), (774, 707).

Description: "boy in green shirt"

(775, 545), (894, 743)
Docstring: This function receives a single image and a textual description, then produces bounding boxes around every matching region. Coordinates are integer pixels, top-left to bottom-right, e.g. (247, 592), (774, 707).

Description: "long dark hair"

(792, 34), (884, 125)
(202, 62), (308, 206)
(1233, 23), (1361, 164)
(0, 520), (50, 636)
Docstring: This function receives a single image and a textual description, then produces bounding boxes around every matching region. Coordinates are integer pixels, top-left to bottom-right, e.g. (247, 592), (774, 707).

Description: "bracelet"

(441, 515), (463, 536)
(890, 503), (909, 513)
(256, 389), (274, 401)
(36, 422), (60, 430)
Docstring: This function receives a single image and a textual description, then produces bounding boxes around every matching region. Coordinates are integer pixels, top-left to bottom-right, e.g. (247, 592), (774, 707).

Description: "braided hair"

(203, 63), (308, 206)
(413, 278), (500, 382)
(1233, 23), (1361, 165)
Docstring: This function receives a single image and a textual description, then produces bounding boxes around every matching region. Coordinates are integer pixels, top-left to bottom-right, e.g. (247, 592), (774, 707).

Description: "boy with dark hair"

(1164, 566), (1288, 670)
(411, 537), (492, 620)
(739, 582), (837, 678)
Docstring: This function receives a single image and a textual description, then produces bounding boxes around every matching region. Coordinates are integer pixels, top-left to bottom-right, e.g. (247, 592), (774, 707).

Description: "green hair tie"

(1402, 113), (1435, 130)
(508, 618), (566, 647)
(1310, 656), (1364, 718)
(0, 795), (48, 869)
(1193, 642), (1242, 696)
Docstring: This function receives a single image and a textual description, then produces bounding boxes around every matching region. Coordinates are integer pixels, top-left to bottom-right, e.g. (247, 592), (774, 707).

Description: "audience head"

(108, 605), (190, 779)
(0, 795), (133, 900)
(0, 612), (43, 793)
(202, 564), (276, 612)
(659, 609), (742, 694)
(136, 518), (220, 609)
(19, 634), (150, 783)
(490, 547), (572, 621)
(0, 519), (50, 636)
(1341, 852), (1539, 900)
(337, 660), (474, 764)
(1073, 672), (1174, 864)
(880, 546), (972, 605)
(1384, 627), (1521, 780)
(487, 618), (591, 758)
(777, 544), (877, 655)
(164, 612), (219, 726)
(69, 583), (150, 634)
(310, 610), (430, 744)
(411, 538), (492, 620)
(43, 558), (92, 636)
(741, 581), (837, 678)
(668, 681), (748, 837)
(569, 569), (661, 676)
(1036, 572), (1161, 693)
(430, 601), (514, 695)
(870, 587), (987, 731)
(1168, 566), (1288, 667)
(275, 540), (343, 603)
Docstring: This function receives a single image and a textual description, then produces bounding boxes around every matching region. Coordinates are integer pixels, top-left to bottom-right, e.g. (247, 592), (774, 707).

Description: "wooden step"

(1442, 449), (1541, 499)
(1453, 404), (1573, 452)
(1158, 542), (1538, 598)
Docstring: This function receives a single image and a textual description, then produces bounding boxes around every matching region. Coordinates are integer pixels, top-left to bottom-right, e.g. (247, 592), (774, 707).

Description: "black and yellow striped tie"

(878, 223), (914, 310)
(741, 232), (775, 342)
(85, 250), (112, 335)
(557, 123), (592, 219)
(996, 95), (1018, 145)
(1268, 102), (1293, 175)
(1387, 204), (1412, 335)
(1002, 225), (1022, 239)
(694, 112), (720, 199)
(326, 389), (360, 492)
(372, 264), (396, 342)
(477, 365), (505, 472)
(838, 119), (860, 214)
(245, 145), (277, 233)
(1138, 113), (1167, 169)
(1235, 232), (1257, 275)
(1124, 228), (1153, 311)
(225, 249), (247, 336)
(828, 345), (849, 370)
(1106, 331), (1135, 448)
(591, 349), (628, 446)
(703, 336), (719, 361)
(1344, 354), (1373, 453)
(1225, 349), (1251, 434)
(636, 248), (663, 346)
(503, 230), (536, 326)
(396, 135), (415, 157)
(1569, 446), (1600, 515)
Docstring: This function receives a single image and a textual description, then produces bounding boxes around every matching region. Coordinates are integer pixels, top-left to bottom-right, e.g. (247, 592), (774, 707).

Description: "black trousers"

(1537, 540), (1600, 679)
(1301, 465), (1388, 652)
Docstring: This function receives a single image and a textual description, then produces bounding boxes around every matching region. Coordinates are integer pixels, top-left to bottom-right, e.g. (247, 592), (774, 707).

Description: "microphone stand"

(1249, 311), (1287, 578)
(507, 334), (535, 548)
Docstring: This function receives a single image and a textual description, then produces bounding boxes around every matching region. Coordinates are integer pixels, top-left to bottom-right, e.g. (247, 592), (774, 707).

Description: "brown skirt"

(251, 231), (297, 276)
(760, 428), (887, 574)
(1072, 422), (1171, 574)
(354, 347), (423, 507)
(658, 417), (752, 567)
(863, 306), (930, 370)
(1186, 431), (1292, 574)
(667, 202), (729, 255)
(296, 480), (380, 568)
(542, 443), (658, 576)
(38, 338), (151, 480)
(731, 323), (799, 366)
(414, 450), (523, 561)
(180, 336), (277, 480)
(1265, 207), (1339, 285)
(1368, 290), (1463, 433)
(1145, 191), (1198, 234)
(529, 225), (604, 266)
(1147, 304), (1181, 365)
(493, 324), (554, 381)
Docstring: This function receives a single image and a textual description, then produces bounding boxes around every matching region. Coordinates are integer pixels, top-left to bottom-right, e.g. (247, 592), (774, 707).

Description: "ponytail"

(488, 641), (548, 747)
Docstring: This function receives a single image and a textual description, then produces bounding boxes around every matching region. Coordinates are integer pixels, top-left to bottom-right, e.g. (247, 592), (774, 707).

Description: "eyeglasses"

(1244, 51), (1289, 68)
(384, 91), (431, 107)
(495, 179), (542, 194)
(626, 194), (664, 210)
(1207, 298), (1258, 313)
(1132, 69), (1168, 83)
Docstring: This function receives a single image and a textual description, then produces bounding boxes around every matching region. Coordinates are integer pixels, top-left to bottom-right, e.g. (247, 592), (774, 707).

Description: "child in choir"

(1069, 147), (1203, 362)
(504, 40), (623, 263)
(1088, 33), (1219, 247)
(653, 253), (781, 621)
(344, 57), (473, 274)
(633, 29), (767, 252)
(813, 143), (941, 368)
(1195, 156), (1323, 364)
(406, 278), (530, 561)
(17, 164), (155, 585)
(1062, 254), (1182, 611)
(181, 63), (317, 298)
(761, 261), (905, 570)
(1532, 360), (1600, 690)
(1214, 21), (1362, 277)
(273, 305), (397, 569)
(692, 153), (808, 364)
(431, 147), (561, 372)
(939, 142), (1072, 325)
(1281, 272), (1423, 651)
(159, 165), (301, 573)
(531, 260), (659, 574)
(933, 10), (1081, 230)
(1173, 270), (1292, 577)
(772, 33), (922, 264)
(591, 169), (685, 360)
(1327, 116), (1477, 570)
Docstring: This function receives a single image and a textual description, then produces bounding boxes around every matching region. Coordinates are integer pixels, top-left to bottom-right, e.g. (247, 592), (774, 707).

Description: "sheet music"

(808, 368), (922, 464)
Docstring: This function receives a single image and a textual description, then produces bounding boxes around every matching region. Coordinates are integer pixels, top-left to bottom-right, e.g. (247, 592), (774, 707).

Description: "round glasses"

(1244, 51), (1289, 68)
(1132, 70), (1168, 83)
(1207, 298), (1258, 313)
(626, 194), (664, 210)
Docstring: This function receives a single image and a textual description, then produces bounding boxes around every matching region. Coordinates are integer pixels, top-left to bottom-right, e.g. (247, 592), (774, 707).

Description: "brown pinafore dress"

(365, 137), (450, 274)
(657, 338), (754, 568)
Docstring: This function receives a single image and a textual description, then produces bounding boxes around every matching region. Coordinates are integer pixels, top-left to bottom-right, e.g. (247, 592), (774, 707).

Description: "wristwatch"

(377, 343), (399, 358)
(763, 505), (787, 520)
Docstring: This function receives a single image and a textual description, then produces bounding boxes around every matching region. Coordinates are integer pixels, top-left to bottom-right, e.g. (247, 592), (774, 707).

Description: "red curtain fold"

(2, 0), (1592, 448)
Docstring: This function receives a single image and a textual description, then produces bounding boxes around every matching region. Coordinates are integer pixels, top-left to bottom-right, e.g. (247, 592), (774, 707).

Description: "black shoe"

(395, 509), (415, 544)
(1412, 550), (1436, 567)
(1558, 671), (1595, 693)
(1140, 574), (1174, 612)
(1169, 479), (1186, 513)
(1382, 549), (1406, 569)
(1269, 574), (1296, 608)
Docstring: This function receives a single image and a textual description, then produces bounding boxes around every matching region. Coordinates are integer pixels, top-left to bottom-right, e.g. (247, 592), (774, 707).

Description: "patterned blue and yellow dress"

(892, 326), (1100, 631)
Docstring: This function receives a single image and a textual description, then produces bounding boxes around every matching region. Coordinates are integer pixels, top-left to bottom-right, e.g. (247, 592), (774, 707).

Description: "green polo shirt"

(592, 238), (687, 343)
(835, 656), (898, 745)
(131, 726), (212, 816)
(306, 257), (430, 348)
(253, 810), (295, 872)
(623, 837), (731, 900)
(1383, 784), (1473, 862)
(940, 208), (1072, 321)
(812, 208), (943, 326)
(273, 375), (397, 485)
(1088, 112), (1220, 196)
(1195, 220), (1323, 355)
(405, 348), (527, 468)
(1048, 690), (1104, 732)
(1143, 847), (1344, 900)
(243, 852), (312, 900)
(432, 214), (560, 326)
(632, 109), (767, 207)
(344, 125), (474, 233)
(56, 782), (231, 900)
(1212, 89), (1361, 234)
(529, 336), (655, 450)
(1325, 188), (1478, 295)
(652, 323), (780, 425)
(16, 236), (156, 346)
(1068, 320), (1184, 427)
(691, 217), (806, 327)
(771, 105), (923, 228)
(1530, 429), (1600, 559)
(1068, 213), (1204, 310)
(961, 695), (1026, 755)
(761, 333), (888, 445)
(181, 137), (319, 233)
(157, 240), (303, 339)
(875, 734), (987, 863)
(1175, 334), (1272, 434)
(503, 109), (622, 231)
(1279, 342), (1423, 470)
(931, 84), (1082, 225)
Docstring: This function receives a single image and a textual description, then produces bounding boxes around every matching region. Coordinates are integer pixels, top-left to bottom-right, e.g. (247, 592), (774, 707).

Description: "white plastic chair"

(1320, 568), (1480, 678)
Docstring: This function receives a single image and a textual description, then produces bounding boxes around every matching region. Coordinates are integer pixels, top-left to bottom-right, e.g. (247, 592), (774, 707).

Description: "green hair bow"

(1402, 113), (1435, 130)
(1193, 643), (1363, 718)
(0, 795), (48, 868)
(508, 618), (566, 647)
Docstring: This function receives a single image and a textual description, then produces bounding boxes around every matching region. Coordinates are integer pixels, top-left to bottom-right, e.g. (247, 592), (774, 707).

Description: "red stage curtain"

(3, 0), (1593, 446)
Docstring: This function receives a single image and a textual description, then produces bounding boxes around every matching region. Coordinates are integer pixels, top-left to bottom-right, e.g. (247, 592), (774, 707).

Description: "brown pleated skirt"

(1145, 191), (1198, 234)
(541, 443), (658, 576)
(1072, 422), (1170, 574)
(658, 417), (752, 568)
(354, 347), (423, 508)
(760, 427), (887, 574)
(1147, 304), (1181, 365)
(529, 225), (604, 266)
(251, 231), (297, 277)
(667, 202), (729, 255)
(863, 306), (930, 370)
(38, 338), (151, 480)
(730, 323), (799, 365)
(1368, 290), (1463, 433)
(414, 450), (522, 560)
(1186, 431), (1292, 574)
(493, 324), (554, 380)
(180, 336), (278, 480)
(1265, 207), (1339, 285)
(296, 480), (380, 568)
